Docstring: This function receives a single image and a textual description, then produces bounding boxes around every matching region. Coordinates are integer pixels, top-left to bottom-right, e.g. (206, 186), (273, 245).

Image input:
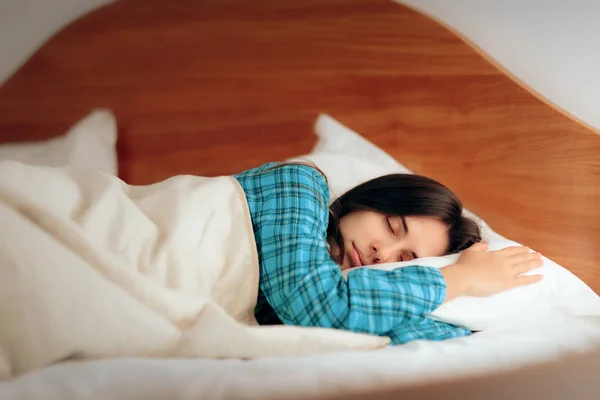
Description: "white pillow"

(291, 114), (600, 331)
(0, 109), (118, 175)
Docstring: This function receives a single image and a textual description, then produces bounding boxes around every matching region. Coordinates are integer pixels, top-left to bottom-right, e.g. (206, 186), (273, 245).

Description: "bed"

(0, 0), (599, 399)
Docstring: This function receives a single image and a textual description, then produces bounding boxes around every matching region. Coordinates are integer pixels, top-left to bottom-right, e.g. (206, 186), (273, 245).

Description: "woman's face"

(333, 210), (449, 270)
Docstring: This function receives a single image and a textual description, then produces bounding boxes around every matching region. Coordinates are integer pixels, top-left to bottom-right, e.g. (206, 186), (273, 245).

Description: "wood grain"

(0, 0), (598, 292)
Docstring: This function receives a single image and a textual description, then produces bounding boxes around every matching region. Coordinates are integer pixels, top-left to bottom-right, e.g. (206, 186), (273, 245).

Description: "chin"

(339, 257), (351, 271)
(328, 240), (351, 270)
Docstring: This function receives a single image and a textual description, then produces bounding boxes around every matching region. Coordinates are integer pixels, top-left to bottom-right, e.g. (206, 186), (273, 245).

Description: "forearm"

(439, 264), (468, 304)
(387, 318), (472, 345)
(266, 264), (449, 335)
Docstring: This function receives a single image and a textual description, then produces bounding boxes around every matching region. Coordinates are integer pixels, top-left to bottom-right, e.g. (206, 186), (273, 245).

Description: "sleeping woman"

(234, 162), (544, 344)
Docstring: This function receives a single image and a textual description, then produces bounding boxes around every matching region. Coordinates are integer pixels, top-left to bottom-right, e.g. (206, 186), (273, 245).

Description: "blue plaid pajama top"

(234, 162), (471, 344)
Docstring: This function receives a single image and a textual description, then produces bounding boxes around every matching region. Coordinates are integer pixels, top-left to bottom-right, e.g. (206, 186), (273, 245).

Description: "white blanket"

(0, 161), (388, 379)
(2, 315), (600, 400)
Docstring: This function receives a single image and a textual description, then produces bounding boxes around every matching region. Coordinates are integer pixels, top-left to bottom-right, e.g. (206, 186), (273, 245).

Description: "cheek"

(342, 215), (383, 244)
(337, 217), (357, 241)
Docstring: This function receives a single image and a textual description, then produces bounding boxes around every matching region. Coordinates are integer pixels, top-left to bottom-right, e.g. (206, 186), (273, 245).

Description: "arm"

(386, 318), (471, 345)
(245, 164), (459, 336)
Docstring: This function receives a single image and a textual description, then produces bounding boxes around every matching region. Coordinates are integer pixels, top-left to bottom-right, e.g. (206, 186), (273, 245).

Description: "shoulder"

(234, 162), (331, 231)
(235, 162), (330, 205)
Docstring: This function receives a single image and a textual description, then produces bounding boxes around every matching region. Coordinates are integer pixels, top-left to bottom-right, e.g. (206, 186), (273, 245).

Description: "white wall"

(0, 0), (112, 85)
(397, 0), (600, 132)
(1, 0), (599, 132)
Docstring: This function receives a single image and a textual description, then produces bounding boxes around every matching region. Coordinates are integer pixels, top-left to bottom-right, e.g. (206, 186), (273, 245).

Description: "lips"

(351, 242), (364, 267)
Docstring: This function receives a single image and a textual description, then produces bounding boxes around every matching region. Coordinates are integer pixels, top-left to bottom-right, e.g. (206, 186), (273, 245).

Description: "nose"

(371, 245), (392, 264)
(373, 236), (410, 264)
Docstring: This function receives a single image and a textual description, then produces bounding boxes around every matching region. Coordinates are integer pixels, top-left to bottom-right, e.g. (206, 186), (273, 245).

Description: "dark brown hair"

(326, 173), (481, 264)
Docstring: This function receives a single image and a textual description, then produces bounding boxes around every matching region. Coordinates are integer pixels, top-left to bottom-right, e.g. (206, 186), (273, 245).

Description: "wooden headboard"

(0, 0), (598, 292)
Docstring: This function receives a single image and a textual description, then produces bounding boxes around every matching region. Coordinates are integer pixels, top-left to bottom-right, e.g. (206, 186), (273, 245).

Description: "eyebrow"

(400, 216), (418, 259)
(400, 216), (409, 235)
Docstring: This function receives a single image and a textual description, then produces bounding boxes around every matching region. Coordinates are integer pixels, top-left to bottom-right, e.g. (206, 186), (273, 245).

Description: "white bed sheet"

(2, 315), (600, 400)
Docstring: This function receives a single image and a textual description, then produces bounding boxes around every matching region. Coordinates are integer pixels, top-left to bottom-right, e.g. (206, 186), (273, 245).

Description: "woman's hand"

(440, 242), (544, 302)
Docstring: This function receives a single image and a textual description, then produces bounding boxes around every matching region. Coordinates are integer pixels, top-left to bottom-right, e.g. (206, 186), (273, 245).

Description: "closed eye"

(399, 252), (417, 262)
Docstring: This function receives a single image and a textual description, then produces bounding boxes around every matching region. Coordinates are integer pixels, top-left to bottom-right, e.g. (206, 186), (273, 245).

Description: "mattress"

(2, 314), (600, 399)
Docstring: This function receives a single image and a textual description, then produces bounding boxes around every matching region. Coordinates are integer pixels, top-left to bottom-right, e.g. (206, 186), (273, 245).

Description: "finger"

(496, 246), (530, 257)
(509, 251), (542, 264)
(513, 274), (543, 287)
(513, 258), (544, 275)
(467, 241), (488, 252)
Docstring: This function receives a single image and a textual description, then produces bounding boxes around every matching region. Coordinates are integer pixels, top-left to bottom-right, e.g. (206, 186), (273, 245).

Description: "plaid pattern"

(234, 163), (471, 344)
